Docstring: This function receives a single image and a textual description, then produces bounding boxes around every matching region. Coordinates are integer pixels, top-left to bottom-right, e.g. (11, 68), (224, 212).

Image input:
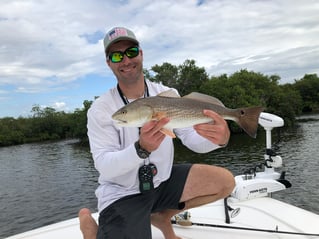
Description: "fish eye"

(121, 109), (127, 115)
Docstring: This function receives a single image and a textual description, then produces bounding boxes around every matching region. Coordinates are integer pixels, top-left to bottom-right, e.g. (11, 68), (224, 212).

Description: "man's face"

(107, 40), (144, 85)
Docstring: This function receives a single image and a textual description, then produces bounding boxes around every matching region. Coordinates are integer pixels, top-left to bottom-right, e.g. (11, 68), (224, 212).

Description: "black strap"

(117, 84), (129, 105)
(224, 197), (230, 224)
(117, 81), (149, 105)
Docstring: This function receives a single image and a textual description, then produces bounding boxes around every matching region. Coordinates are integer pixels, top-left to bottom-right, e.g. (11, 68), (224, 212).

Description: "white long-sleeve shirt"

(87, 80), (220, 212)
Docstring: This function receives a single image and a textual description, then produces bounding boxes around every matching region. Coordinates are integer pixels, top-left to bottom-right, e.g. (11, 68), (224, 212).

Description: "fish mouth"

(114, 119), (127, 124)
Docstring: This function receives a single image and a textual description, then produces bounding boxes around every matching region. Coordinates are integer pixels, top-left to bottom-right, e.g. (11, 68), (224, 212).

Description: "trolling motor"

(231, 112), (291, 201)
(259, 112), (284, 170)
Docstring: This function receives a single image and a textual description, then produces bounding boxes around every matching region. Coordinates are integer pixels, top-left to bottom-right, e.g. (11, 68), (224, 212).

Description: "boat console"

(231, 112), (291, 201)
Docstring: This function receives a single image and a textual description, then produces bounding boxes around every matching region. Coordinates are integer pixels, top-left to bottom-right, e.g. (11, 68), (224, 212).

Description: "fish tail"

(236, 106), (264, 138)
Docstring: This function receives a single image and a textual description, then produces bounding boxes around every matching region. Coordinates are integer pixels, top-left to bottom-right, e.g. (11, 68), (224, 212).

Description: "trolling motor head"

(258, 112), (284, 131)
(258, 112), (284, 150)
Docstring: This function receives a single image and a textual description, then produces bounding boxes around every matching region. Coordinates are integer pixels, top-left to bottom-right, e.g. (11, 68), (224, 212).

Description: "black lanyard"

(117, 81), (149, 105)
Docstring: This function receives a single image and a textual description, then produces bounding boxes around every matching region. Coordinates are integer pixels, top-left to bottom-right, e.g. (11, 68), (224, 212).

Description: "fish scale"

(145, 97), (214, 127)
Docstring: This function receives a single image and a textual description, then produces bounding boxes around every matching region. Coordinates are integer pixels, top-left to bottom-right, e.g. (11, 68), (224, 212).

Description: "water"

(0, 140), (99, 238)
(1, 115), (319, 238)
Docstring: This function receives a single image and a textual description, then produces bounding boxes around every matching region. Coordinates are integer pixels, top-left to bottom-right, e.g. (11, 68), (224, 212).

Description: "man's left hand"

(193, 110), (230, 146)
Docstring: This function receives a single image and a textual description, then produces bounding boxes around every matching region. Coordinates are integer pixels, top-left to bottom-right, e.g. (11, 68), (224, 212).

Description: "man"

(79, 26), (235, 239)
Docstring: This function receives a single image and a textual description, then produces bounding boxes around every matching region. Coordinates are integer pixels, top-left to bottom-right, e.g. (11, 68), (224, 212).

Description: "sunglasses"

(108, 46), (139, 63)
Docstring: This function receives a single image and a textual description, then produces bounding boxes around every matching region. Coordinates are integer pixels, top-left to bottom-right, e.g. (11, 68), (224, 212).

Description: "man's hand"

(193, 110), (230, 146)
(139, 117), (170, 152)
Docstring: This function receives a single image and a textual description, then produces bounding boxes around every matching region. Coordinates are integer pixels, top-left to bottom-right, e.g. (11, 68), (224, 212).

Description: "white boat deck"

(6, 197), (319, 239)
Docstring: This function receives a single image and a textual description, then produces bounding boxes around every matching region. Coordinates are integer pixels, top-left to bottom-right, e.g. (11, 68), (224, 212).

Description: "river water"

(1, 114), (319, 238)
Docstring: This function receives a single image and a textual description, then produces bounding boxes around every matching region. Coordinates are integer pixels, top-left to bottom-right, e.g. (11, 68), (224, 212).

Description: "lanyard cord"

(117, 80), (149, 105)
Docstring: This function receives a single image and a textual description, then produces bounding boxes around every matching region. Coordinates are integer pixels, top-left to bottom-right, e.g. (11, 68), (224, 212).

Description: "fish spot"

(240, 110), (245, 115)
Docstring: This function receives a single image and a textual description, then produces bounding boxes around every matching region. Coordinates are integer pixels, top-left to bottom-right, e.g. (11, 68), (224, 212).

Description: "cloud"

(208, 45), (319, 81)
(1, 0), (318, 86)
(0, 0), (106, 92)
(52, 101), (67, 111)
(129, 0), (319, 83)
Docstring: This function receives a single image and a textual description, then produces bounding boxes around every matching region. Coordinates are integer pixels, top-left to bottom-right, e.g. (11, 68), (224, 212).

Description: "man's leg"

(78, 208), (98, 239)
(181, 164), (235, 206)
(151, 164), (235, 239)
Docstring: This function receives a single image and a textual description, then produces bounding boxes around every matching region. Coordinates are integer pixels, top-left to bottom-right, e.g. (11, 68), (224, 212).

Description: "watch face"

(135, 141), (150, 159)
(139, 148), (149, 159)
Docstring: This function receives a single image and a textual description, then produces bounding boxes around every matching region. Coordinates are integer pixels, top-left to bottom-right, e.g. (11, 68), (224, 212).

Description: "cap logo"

(108, 28), (128, 40)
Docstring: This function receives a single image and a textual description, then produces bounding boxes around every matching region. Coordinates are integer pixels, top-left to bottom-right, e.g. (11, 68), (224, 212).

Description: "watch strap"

(134, 141), (151, 159)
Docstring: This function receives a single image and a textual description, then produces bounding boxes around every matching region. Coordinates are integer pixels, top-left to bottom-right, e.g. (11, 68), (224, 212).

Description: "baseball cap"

(103, 27), (139, 55)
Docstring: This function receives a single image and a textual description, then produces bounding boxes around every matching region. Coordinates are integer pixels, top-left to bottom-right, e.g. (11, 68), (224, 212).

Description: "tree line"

(0, 100), (92, 146)
(1, 59), (318, 147)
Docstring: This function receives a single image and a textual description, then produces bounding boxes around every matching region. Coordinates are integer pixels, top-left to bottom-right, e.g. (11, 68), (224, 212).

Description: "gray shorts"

(97, 164), (192, 239)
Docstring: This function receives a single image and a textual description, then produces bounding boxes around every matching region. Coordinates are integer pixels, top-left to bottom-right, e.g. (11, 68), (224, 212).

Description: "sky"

(0, 0), (318, 118)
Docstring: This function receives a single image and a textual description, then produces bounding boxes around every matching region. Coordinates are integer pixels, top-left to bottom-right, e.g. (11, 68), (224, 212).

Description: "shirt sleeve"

(87, 97), (142, 182)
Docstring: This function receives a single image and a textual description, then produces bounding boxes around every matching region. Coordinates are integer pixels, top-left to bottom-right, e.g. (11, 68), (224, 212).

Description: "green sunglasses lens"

(109, 47), (139, 63)
(126, 47), (139, 58)
(110, 52), (123, 63)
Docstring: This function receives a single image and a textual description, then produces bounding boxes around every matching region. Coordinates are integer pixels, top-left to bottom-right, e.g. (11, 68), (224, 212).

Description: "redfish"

(112, 90), (264, 138)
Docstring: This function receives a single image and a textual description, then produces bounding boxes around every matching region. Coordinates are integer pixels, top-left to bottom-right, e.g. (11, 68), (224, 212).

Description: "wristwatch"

(134, 141), (151, 159)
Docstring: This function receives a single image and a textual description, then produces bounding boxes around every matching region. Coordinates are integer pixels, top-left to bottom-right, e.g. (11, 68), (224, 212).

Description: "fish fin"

(152, 111), (167, 120)
(183, 92), (225, 106)
(157, 89), (180, 98)
(160, 128), (176, 138)
(236, 106), (265, 138)
(152, 110), (175, 137)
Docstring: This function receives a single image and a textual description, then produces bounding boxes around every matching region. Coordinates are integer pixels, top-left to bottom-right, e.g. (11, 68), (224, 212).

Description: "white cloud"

(0, 0), (106, 91)
(1, 0), (318, 86)
(52, 101), (67, 111)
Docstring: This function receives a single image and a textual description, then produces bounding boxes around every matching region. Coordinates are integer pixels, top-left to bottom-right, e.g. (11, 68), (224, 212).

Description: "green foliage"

(293, 74), (319, 113)
(199, 69), (303, 126)
(0, 60), (317, 147)
(70, 100), (93, 144)
(0, 100), (93, 147)
(147, 59), (209, 95)
(149, 62), (179, 89)
(0, 117), (26, 145)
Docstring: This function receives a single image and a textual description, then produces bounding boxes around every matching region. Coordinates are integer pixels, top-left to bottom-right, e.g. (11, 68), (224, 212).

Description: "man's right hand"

(138, 117), (170, 153)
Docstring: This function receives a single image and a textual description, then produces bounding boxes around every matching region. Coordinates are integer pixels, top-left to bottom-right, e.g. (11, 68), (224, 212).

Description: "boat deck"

(6, 197), (319, 239)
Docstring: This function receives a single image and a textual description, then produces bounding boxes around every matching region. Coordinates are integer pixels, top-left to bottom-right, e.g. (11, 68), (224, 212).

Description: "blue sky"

(0, 0), (318, 118)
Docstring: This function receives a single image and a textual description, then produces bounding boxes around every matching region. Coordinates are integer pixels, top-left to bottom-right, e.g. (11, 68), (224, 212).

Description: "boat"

(5, 113), (319, 239)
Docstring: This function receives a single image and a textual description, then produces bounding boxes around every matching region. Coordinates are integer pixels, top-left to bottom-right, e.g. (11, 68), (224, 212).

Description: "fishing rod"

(171, 220), (319, 237)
